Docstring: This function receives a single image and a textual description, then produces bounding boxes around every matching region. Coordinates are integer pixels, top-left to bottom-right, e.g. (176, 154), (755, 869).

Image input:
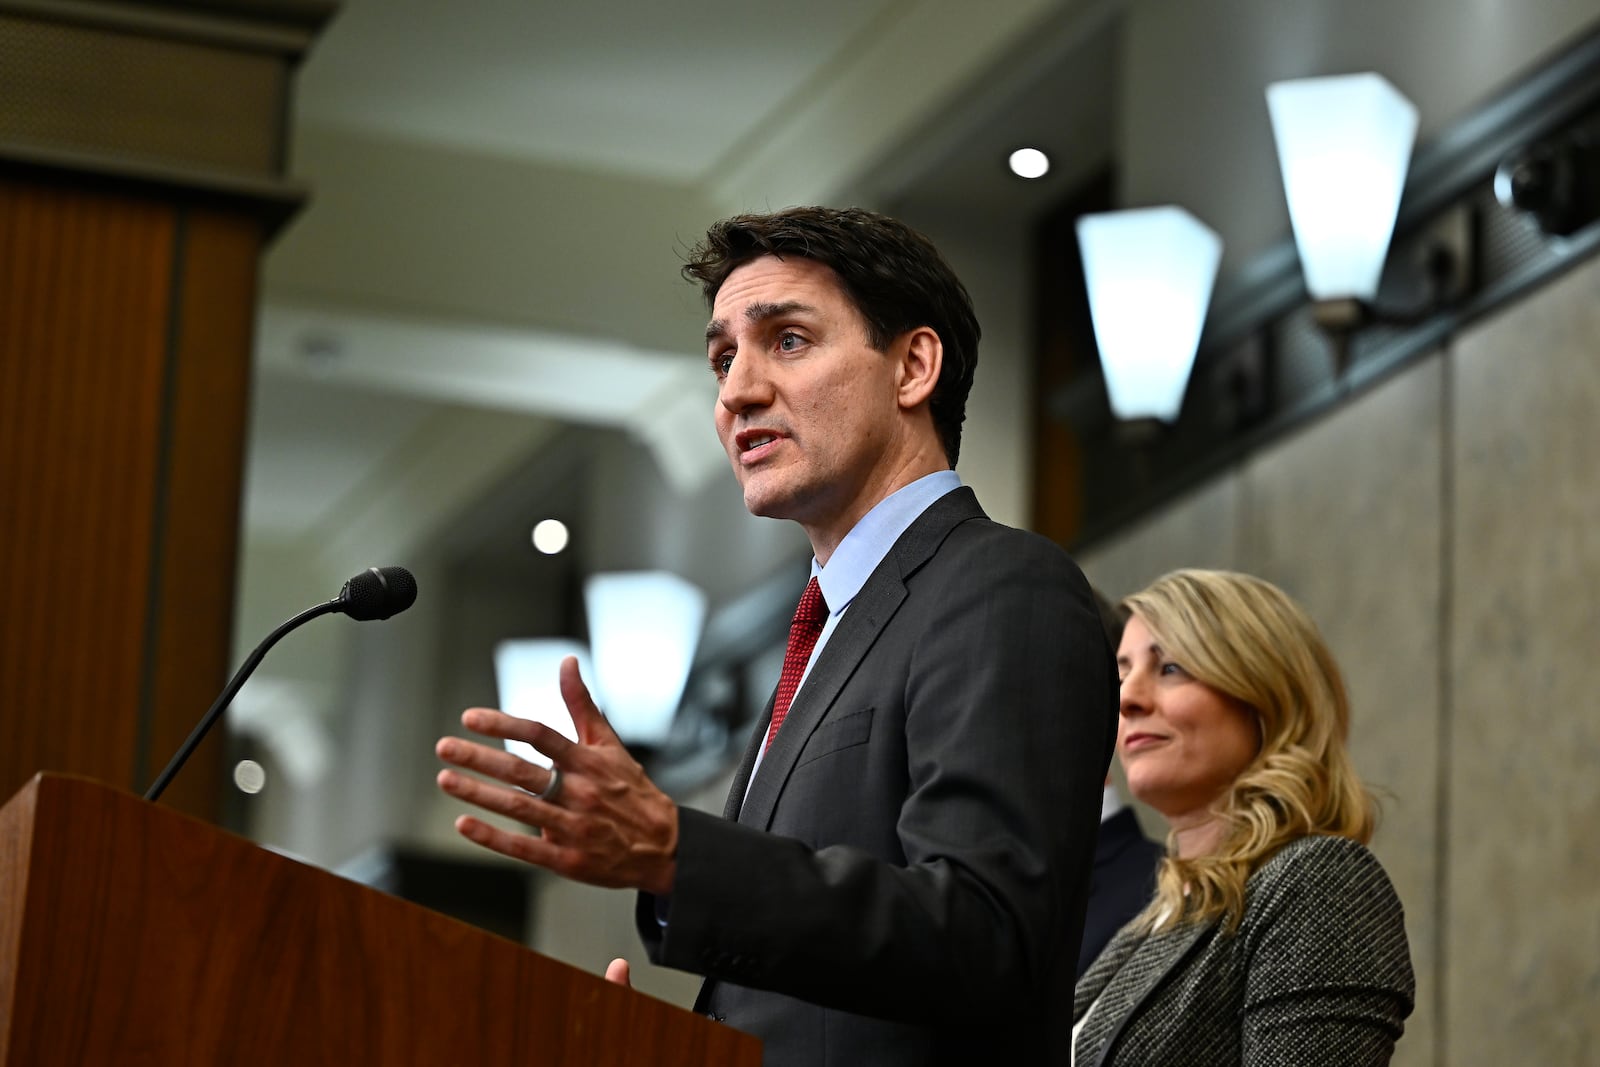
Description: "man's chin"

(741, 481), (798, 521)
(742, 492), (787, 520)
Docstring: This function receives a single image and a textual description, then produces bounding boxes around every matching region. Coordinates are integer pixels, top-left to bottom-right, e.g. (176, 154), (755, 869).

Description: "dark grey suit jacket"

(1073, 834), (1415, 1066)
(636, 487), (1117, 1066)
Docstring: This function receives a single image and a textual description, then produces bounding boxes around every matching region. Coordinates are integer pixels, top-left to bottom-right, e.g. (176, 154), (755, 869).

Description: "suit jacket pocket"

(795, 706), (874, 768)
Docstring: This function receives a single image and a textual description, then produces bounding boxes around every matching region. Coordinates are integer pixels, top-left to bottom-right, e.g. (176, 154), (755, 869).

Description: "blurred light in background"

(531, 518), (569, 555)
(494, 570), (707, 759)
(1008, 146), (1050, 179)
(493, 639), (591, 767)
(584, 571), (707, 747)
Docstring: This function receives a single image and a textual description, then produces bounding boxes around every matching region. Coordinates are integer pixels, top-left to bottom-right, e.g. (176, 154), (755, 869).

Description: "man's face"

(706, 255), (904, 543)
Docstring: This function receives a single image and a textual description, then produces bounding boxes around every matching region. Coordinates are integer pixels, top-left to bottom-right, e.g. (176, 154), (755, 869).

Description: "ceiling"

(244, 0), (1120, 593)
(238, 0), (1600, 659)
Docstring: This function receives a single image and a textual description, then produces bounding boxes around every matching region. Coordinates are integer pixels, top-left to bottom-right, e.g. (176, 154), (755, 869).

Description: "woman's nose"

(1118, 669), (1152, 718)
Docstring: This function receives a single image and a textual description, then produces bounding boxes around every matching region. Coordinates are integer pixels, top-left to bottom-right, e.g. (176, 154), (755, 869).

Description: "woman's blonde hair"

(1121, 569), (1375, 932)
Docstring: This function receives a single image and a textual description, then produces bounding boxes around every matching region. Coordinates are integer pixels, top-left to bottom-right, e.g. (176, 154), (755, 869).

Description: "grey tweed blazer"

(1073, 834), (1414, 1066)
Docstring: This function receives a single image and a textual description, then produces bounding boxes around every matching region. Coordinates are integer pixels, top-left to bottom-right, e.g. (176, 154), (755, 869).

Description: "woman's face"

(1115, 614), (1261, 825)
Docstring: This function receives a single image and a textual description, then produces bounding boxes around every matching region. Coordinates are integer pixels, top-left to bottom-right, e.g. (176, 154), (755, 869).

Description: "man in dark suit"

(1080, 777), (1165, 978)
(1079, 589), (1164, 978)
(435, 206), (1116, 1065)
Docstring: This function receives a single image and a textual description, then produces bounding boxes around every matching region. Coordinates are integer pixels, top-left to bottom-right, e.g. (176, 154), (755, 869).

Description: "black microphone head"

(338, 566), (418, 621)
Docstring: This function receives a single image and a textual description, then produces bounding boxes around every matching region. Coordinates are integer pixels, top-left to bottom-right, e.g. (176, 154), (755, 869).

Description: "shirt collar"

(812, 469), (961, 614)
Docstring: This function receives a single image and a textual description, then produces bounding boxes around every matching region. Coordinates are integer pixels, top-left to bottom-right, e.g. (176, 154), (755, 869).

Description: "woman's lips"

(1121, 732), (1166, 753)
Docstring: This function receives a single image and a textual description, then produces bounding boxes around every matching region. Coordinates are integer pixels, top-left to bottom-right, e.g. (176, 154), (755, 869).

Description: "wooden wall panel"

(0, 176), (175, 800)
(0, 0), (329, 821)
(1, 175), (260, 821)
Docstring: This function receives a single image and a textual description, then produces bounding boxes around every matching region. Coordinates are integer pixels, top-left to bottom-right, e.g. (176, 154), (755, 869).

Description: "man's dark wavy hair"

(682, 206), (981, 466)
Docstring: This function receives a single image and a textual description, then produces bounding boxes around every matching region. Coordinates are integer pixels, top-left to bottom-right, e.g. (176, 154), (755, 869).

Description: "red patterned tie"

(765, 577), (828, 750)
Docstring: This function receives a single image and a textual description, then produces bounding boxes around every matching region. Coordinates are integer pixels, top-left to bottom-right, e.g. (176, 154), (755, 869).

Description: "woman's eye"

(1158, 662), (1187, 677)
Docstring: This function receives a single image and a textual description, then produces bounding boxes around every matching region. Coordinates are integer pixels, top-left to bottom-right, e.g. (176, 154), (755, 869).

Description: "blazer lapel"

(735, 488), (982, 830)
(1084, 918), (1213, 1067)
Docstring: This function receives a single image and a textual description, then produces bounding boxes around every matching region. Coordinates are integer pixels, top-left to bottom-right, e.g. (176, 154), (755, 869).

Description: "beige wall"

(1076, 251), (1600, 1066)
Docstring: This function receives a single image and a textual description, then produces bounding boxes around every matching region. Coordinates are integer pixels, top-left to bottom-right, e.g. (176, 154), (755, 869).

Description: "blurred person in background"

(1078, 589), (1163, 980)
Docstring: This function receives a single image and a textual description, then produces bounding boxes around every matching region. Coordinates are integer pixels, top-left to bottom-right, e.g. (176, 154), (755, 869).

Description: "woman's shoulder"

(1260, 832), (1382, 872)
(1240, 834), (1416, 1008)
(1245, 834), (1408, 940)
(1251, 834), (1395, 900)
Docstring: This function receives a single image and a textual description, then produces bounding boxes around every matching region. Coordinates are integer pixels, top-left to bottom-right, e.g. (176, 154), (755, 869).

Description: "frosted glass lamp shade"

(1267, 72), (1419, 301)
(584, 570), (707, 747)
(493, 639), (591, 767)
(1076, 206), (1223, 423)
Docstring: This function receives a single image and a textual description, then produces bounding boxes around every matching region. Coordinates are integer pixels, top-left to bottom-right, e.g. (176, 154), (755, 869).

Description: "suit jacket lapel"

(722, 694), (772, 820)
(734, 487), (982, 830)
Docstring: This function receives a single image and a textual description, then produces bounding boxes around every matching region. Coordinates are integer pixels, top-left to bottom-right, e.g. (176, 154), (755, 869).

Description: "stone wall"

(1076, 251), (1600, 1066)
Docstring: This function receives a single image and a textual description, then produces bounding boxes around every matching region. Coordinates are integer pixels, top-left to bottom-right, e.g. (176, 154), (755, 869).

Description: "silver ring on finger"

(535, 765), (563, 803)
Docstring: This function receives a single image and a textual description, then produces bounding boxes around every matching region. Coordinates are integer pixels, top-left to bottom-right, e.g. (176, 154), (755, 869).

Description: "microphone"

(337, 565), (419, 620)
(144, 566), (418, 802)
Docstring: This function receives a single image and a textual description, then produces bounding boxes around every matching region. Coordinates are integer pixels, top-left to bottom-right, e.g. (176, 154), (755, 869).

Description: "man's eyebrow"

(705, 301), (818, 344)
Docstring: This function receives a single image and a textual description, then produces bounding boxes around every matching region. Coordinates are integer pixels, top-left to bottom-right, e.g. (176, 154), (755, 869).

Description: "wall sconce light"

(493, 638), (592, 767)
(1077, 206), (1223, 432)
(1264, 73), (1461, 370)
(1267, 73), (1418, 304)
(1077, 71), (1482, 433)
(583, 570), (707, 747)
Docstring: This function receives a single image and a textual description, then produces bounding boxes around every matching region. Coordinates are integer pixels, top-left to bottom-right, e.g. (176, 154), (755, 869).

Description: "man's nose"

(719, 354), (768, 413)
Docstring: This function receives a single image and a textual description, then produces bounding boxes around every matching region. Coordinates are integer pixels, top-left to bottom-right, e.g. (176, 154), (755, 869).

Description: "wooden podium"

(0, 774), (760, 1066)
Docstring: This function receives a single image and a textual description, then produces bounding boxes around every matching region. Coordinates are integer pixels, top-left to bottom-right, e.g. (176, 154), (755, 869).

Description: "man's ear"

(896, 326), (942, 411)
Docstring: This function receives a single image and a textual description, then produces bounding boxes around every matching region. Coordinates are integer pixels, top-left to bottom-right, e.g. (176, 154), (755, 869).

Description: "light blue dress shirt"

(744, 468), (962, 791)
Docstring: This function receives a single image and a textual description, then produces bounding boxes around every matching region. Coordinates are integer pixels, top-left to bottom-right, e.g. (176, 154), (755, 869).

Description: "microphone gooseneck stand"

(143, 599), (342, 802)
(143, 565), (418, 803)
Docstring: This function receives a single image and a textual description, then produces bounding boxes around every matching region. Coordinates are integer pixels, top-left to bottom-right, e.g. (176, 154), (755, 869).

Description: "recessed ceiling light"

(1009, 147), (1050, 179)
(531, 518), (569, 555)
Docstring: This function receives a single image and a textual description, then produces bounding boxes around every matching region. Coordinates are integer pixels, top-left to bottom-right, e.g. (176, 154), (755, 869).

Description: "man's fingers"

(453, 813), (568, 868)
(559, 655), (623, 746)
(434, 735), (552, 792)
(437, 768), (583, 834)
(604, 957), (633, 987)
(447, 657), (623, 775)
(458, 706), (580, 761)
(451, 810), (625, 887)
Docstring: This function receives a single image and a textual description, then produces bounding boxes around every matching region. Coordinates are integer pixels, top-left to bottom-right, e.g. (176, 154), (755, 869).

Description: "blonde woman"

(1073, 569), (1414, 1066)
